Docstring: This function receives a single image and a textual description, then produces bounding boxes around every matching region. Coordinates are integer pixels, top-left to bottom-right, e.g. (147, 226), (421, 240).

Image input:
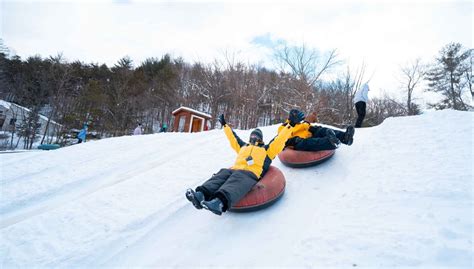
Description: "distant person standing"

(354, 83), (369, 128)
(77, 124), (88, 144)
(133, 123), (143, 135)
(160, 123), (168, 133)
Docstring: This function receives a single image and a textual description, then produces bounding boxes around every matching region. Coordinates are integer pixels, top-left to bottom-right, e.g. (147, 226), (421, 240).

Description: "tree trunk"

(407, 88), (412, 115)
(40, 107), (56, 144)
(15, 135), (22, 149)
(10, 126), (16, 150)
(450, 73), (457, 109)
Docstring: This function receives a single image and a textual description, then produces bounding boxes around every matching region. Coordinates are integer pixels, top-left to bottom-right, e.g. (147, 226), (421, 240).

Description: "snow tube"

(229, 166), (285, 212)
(278, 148), (335, 168)
(37, 144), (61, 150)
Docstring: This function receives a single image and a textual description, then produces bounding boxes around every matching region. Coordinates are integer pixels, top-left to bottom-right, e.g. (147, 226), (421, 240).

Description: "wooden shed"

(172, 106), (212, 133)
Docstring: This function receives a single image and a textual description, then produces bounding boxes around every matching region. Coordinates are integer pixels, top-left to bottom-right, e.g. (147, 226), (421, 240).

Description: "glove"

(218, 114), (226, 126)
(288, 109), (305, 126)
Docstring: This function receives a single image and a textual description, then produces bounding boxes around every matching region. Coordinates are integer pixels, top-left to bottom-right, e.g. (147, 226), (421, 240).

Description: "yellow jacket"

(224, 124), (293, 179)
(277, 120), (312, 139)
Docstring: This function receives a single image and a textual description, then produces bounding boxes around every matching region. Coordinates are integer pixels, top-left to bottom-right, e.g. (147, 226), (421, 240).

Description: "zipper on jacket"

(246, 145), (255, 166)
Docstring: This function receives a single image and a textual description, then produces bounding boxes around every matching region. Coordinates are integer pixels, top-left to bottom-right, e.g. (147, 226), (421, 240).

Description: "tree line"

(0, 40), (471, 148)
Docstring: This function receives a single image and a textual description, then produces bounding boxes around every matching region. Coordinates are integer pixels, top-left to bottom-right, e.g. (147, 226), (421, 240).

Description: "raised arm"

(223, 125), (246, 153)
(266, 109), (305, 159)
(265, 124), (293, 159)
(220, 114), (246, 153)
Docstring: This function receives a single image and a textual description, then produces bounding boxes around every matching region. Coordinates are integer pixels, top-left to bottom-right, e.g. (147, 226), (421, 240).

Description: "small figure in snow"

(354, 83), (369, 128)
(77, 124), (88, 144)
(279, 111), (355, 151)
(185, 110), (303, 215)
(160, 123), (168, 133)
(133, 123), (143, 135)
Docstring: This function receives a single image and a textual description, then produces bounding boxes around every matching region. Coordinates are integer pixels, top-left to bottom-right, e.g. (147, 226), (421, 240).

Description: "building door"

(178, 115), (186, 132)
(191, 117), (202, 132)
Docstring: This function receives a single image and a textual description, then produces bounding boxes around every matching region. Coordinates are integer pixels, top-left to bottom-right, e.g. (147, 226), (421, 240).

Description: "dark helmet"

(249, 128), (263, 144)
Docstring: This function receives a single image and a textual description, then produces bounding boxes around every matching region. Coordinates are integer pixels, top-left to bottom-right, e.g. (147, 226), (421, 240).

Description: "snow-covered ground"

(0, 110), (472, 268)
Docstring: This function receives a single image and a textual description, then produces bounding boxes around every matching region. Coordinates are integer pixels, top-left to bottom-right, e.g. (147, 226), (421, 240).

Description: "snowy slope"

(0, 110), (472, 268)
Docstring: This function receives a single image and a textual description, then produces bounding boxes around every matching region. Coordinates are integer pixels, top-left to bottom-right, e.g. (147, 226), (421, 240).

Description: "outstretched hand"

(218, 114), (226, 126)
(288, 109), (305, 126)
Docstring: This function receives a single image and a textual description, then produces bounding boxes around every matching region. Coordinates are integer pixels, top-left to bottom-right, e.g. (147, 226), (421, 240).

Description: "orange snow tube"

(278, 148), (335, 168)
(230, 166), (286, 212)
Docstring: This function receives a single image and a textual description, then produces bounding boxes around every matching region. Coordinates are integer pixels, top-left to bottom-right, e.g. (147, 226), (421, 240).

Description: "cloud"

(2, 0), (472, 99)
(251, 33), (287, 49)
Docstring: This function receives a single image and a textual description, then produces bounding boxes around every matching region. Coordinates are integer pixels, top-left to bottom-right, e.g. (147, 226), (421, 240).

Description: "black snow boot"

(326, 129), (340, 148)
(185, 188), (205, 210)
(201, 198), (224, 216)
(342, 126), (355, 145)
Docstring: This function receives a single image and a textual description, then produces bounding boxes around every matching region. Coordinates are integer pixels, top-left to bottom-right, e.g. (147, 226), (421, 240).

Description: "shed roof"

(0, 99), (62, 126)
(172, 106), (212, 119)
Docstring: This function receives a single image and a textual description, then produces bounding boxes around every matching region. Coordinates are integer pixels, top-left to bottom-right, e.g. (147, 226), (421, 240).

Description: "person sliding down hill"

(77, 124), (88, 144)
(278, 111), (355, 151)
(185, 110), (303, 215)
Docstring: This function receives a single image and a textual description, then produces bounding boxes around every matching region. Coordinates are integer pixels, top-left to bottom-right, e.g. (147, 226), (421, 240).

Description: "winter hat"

(250, 128), (263, 142)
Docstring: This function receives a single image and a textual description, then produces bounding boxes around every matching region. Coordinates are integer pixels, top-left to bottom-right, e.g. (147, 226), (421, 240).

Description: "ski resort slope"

(0, 110), (472, 268)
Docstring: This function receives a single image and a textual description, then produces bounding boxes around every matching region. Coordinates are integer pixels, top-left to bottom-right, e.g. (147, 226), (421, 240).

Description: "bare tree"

(365, 94), (407, 126)
(323, 63), (368, 125)
(40, 54), (72, 144)
(399, 58), (425, 115)
(275, 44), (339, 86)
(274, 43), (340, 110)
(191, 61), (232, 128)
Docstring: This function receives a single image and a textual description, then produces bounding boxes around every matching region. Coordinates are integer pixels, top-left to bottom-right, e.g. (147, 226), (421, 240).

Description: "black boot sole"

(185, 189), (203, 210)
(345, 126), (355, 145)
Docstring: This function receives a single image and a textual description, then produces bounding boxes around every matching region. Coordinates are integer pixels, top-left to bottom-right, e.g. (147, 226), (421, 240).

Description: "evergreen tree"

(425, 43), (471, 110)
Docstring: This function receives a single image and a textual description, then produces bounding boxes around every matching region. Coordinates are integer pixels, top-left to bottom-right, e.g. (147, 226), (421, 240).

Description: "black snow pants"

(293, 126), (345, 151)
(355, 101), (366, 128)
(196, 168), (258, 212)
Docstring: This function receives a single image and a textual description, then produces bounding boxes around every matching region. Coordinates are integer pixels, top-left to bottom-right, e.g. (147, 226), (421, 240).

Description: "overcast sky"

(1, 0), (472, 101)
